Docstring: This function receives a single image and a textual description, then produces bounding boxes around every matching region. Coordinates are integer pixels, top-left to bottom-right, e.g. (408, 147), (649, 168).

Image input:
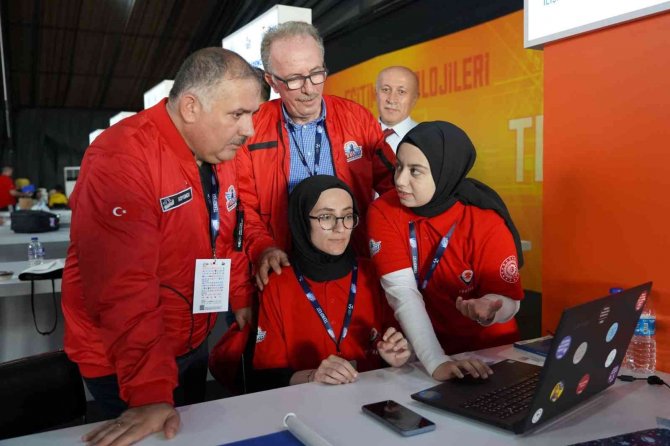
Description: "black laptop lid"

(520, 282), (652, 433)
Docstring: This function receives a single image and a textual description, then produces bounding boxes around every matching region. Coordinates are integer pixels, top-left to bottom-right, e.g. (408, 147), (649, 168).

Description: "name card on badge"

(193, 259), (230, 313)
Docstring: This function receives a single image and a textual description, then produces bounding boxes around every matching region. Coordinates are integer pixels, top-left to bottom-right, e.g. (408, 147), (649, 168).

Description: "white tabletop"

(0, 260), (63, 298)
(0, 226), (70, 246)
(3, 345), (668, 446)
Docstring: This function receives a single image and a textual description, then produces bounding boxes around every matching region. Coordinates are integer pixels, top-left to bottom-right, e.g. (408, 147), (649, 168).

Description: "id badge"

(193, 259), (230, 314)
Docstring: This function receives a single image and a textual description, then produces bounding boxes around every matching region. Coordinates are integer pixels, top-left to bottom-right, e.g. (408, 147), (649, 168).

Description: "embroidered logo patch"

(225, 185), (237, 212)
(344, 141), (363, 162)
(256, 326), (267, 343)
(499, 255), (519, 283)
(460, 269), (474, 284)
(159, 187), (193, 212)
(369, 239), (381, 257)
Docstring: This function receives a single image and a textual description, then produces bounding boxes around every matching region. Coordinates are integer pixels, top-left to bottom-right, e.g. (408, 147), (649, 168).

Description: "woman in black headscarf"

(367, 121), (524, 382)
(253, 175), (410, 389)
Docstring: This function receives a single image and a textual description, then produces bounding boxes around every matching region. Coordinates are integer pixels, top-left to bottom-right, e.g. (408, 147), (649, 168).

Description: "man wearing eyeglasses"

(236, 21), (396, 304)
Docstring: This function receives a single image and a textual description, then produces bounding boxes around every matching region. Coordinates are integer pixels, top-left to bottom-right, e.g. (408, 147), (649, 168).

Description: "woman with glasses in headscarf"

(367, 121), (525, 382)
(253, 175), (410, 388)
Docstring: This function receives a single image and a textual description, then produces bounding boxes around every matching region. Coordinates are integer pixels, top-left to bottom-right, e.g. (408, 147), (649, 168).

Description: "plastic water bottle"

(27, 237), (45, 266)
(612, 287), (656, 375)
(630, 298), (656, 375)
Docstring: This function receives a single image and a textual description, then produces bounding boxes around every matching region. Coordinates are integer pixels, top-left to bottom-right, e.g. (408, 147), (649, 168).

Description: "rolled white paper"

(282, 413), (334, 446)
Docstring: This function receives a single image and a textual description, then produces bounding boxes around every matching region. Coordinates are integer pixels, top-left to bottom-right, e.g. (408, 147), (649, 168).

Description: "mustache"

(297, 94), (319, 102)
(231, 136), (247, 146)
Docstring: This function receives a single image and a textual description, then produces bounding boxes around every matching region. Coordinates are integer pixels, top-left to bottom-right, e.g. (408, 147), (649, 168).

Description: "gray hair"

(260, 21), (325, 73)
(169, 47), (259, 110)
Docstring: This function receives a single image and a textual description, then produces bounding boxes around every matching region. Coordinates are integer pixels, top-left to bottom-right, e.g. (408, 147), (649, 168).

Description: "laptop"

(411, 282), (652, 434)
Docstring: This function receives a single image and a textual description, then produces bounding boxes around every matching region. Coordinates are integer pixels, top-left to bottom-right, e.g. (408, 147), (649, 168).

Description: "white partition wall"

(88, 129), (104, 144)
(109, 111), (136, 126)
(222, 5), (311, 101)
(64, 166), (80, 198)
(143, 80), (174, 109)
(222, 5), (311, 68)
(525, 0), (670, 48)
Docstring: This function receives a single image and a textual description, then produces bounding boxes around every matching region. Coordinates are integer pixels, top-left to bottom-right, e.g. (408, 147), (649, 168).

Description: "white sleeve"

(380, 268), (450, 376)
(478, 294), (521, 326)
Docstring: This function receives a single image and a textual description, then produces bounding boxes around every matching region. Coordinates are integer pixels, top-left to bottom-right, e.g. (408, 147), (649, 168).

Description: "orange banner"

(325, 11), (544, 291)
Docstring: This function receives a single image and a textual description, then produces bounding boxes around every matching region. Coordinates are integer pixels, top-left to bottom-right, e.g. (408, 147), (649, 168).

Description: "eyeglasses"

(272, 70), (328, 90)
(309, 213), (359, 230)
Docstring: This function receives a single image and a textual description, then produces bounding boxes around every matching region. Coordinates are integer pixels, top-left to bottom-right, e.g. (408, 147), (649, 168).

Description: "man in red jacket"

(62, 48), (261, 446)
(236, 21), (396, 300)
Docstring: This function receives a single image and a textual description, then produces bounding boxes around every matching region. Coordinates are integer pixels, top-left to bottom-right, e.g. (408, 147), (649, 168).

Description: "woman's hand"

(313, 355), (358, 385)
(377, 327), (411, 367)
(455, 296), (503, 324)
(431, 358), (493, 381)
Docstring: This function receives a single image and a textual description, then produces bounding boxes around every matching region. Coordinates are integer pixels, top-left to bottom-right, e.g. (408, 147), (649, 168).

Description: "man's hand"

(314, 355), (359, 385)
(455, 296), (503, 325)
(255, 247), (290, 290)
(82, 403), (179, 446)
(432, 358), (493, 381)
(233, 306), (253, 329)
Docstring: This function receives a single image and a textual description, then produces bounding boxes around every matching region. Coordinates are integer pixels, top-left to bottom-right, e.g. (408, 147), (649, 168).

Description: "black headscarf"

(288, 175), (358, 281)
(399, 121), (524, 267)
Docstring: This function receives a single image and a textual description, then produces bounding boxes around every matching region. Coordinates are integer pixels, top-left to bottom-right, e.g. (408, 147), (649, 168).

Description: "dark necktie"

(382, 127), (395, 139)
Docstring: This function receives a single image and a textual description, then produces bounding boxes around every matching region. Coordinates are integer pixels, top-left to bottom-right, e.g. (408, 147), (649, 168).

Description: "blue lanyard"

(409, 221), (457, 289)
(289, 125), (323, 177)
(293, 261), (358, 352)
(207, 167), (220, 257)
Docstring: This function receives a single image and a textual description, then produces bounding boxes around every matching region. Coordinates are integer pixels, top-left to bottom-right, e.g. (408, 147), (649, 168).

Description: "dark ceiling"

(3, 0), (410, 112)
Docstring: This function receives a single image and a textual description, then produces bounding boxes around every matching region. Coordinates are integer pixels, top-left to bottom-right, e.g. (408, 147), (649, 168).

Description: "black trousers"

(83, 340), (209, 419)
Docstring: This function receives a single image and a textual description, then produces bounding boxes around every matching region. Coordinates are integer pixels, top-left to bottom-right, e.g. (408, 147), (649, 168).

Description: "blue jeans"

(84, 340), (209, 419)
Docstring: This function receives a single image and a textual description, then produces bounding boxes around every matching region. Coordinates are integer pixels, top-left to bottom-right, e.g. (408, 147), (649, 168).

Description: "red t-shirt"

(367, 192), (523, 355)
(253, 259), (393, 373)
(0, 175), (16, 209)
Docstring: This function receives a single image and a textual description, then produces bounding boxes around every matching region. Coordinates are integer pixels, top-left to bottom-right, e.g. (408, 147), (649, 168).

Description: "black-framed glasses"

(272, 70), (328, 90)
(309, 213), (359, 230)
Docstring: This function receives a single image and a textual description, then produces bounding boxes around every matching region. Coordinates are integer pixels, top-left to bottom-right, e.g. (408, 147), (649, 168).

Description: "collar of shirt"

(283, 99), (335, 192)
(380, 116), (418, 153)
(380, 116), (417, 140)
(282, 99), (327, 129)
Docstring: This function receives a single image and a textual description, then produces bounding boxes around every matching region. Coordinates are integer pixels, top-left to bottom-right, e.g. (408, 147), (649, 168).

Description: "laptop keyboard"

(460, 371), (541, 419)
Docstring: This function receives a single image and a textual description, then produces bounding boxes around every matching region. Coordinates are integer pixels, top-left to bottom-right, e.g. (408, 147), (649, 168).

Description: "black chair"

(515, 289), (543, 340)
(0, 350), (87, 440)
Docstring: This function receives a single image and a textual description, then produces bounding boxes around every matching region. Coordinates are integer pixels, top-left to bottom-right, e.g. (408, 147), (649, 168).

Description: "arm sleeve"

(75, 152), (176, 407)
(235, 145), (279, 265)
(381, 269), (451, 376)
(252, 280), (290, 370)
(217, 182), (254, 310)
(478, 294), (521, 326)
(223, 237), (254, 311)
(359, 107), (396, 196)
(475, 213), (525, 300)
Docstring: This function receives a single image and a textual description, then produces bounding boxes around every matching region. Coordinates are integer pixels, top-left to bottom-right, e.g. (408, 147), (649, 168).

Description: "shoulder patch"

(500, 256), (519, 283)
(369, 239), (381, 257)
(256, 326), (267, 343)
(224, 185), (237, 212)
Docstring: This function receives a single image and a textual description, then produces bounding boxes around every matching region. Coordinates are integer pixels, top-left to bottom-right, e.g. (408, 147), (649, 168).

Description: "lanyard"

(409, 221), (457, 290)
(289, 124), (323, 177)
(293, 261), (358, 352)
(201, 164), (220, 258)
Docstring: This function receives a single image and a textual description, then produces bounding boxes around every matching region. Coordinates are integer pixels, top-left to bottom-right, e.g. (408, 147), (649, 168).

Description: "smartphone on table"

(362, 400), (436, 436)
